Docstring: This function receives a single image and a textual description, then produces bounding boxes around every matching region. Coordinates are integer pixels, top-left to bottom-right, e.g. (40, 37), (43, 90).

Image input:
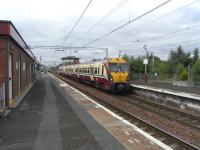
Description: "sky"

(0, 0), (200, 65)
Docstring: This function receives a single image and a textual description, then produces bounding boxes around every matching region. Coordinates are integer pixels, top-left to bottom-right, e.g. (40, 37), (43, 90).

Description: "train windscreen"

(120, 63), (128, 72)
(109, 63), (119, 72)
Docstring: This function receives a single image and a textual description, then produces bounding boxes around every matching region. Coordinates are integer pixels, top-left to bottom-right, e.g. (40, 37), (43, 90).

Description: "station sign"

(143, 59), (148, 64)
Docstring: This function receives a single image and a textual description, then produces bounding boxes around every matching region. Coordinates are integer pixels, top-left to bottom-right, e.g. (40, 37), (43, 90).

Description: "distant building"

(60, 56), (80, 66)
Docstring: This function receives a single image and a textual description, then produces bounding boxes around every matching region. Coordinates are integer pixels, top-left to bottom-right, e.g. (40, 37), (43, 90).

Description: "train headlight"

(108, 74), (113, 81)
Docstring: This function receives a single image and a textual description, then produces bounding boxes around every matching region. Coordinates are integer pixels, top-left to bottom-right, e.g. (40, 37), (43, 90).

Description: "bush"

(192, 59), (200, 75)
(179, 70), (188, 81)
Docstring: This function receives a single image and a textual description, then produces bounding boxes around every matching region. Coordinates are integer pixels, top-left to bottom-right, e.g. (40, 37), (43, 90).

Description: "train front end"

(107, 58), (130, 92)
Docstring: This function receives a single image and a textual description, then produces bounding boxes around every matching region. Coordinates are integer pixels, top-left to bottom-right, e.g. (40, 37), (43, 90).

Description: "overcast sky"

(1, 0), (200, 65)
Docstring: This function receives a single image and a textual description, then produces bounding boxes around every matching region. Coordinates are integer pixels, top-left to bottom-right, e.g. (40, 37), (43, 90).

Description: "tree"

(122, 54), (129, 61)
(193, 48), (199, 64)
(168, 46), (192, 74)
(129, 57), (143, 73)
(192, 59), (200, 75)
(179, 70), (188, 81)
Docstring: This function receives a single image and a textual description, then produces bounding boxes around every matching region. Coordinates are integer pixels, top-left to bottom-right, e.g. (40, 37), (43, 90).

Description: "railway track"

(120, 94), (200, 131)
(51, 72), (200, 150)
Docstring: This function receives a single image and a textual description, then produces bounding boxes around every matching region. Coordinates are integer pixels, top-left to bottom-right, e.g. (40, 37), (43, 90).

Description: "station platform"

(0, 74), (171, 150)
(131, 81), (200, 112)
(131, 81), (200, 96)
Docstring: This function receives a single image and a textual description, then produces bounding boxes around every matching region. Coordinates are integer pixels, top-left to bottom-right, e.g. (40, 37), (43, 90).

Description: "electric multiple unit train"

(58, 58), (130, 92)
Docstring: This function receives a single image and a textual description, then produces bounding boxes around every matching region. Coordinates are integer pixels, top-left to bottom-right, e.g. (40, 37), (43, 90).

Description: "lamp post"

(143, 45), (148, 83)
(152, 52), (155, 70)
(133, 40), (148, 83)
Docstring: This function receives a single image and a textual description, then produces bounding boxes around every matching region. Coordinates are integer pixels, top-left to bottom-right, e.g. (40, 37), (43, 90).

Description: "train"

(58, 58), (130, 92)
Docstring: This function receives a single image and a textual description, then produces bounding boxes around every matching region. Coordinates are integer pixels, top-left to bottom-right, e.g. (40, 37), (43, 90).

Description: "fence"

(130, 73), (200, 87)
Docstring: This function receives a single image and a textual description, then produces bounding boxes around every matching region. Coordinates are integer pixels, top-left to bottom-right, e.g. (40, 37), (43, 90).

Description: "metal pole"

(145, 53), (147, 74)
(106, 48), (108, 60)
(152, 52), (154, 70)
(144, 45), (147, 83)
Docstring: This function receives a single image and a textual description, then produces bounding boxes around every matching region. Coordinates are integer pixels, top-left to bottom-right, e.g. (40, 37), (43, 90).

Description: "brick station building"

(0, 20), (38, 115)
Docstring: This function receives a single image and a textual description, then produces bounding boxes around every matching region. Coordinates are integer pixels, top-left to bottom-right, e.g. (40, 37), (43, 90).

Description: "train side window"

(94, 68), (97, 74)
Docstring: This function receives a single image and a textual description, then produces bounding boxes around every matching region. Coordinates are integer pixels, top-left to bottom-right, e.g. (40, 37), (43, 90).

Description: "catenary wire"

(138, 24), (200, 43)
(85, 0), (173, 46)
(69, 0), (128, 46)
(61, 0), (93, 46)
(130, 0), (199, 39)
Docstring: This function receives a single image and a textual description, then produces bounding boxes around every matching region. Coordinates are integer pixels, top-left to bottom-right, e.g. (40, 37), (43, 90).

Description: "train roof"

(59, 57), (127, 68)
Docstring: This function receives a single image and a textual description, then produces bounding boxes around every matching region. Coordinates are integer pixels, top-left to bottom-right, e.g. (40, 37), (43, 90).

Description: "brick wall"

(0, 38), (8, 85)
(10, 40), (36, 98)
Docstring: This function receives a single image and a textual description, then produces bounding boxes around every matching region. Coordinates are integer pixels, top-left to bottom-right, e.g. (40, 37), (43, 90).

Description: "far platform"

(131, 81), (200, 112)
(131, 81), (200, 95)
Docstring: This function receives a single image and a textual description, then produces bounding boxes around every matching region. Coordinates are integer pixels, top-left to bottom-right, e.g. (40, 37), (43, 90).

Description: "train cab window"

(102, 66), (104, 75)
(109, 63), (119, 72)
(120, 63), (128, 72)
(97, 68), (99, 74)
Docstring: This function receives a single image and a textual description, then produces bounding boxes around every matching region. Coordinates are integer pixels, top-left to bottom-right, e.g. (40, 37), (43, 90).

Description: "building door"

(8, 53), (13, 100)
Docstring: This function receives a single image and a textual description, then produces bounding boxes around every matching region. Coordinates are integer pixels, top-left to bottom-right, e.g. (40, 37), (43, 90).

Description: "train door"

(8, 53), (13, 101)
(90, 64), (94, 81)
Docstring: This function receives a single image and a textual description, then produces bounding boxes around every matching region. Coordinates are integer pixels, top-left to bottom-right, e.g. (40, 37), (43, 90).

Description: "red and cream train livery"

(58, 58), (130, 92)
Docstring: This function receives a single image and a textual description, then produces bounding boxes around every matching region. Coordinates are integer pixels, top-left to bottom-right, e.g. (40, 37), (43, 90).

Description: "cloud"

(0, 0), (199, 65)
